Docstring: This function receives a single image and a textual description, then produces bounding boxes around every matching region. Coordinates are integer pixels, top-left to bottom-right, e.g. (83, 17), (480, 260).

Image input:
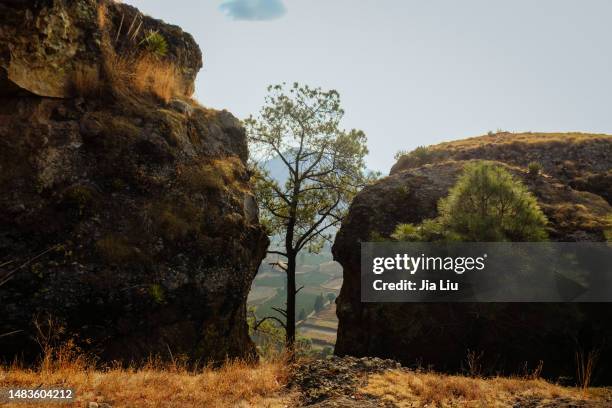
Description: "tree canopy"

(246, 82), (375, 347)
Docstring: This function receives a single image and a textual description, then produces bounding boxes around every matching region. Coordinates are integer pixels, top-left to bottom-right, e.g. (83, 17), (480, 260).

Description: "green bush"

(438, 161), (548, 241)
(391, 219), (446, 242)
(391, 161), (548, 242)
(140, 30), (168, 58)
(527, 161), (542, 178)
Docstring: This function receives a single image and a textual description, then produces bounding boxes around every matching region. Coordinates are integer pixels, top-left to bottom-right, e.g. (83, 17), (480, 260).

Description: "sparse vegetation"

(74, 1), (185, 103)
(361, 369), (609, 408)
(528, 161), (543, 178)
(395, 145), (437, 165)
(576, 348), (601, 390)
(179, 160), (237, 192)
(95, 235), (146, 265)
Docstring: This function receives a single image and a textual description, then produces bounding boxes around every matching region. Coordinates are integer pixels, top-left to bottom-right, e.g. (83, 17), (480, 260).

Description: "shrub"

(438, 161), (548, 241)
(394, 150), (408, 161)
(408, 146), (435, 165)
(391, 219), (446, 242)
(140, 30), (168, 58)
(527, 161), (542, 178)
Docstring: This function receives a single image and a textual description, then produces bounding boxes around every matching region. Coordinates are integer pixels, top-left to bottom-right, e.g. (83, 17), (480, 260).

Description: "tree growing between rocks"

(246, 83), (374, 350)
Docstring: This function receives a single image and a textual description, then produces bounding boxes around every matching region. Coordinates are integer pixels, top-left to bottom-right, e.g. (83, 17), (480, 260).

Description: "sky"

(125, 0), (612, 173)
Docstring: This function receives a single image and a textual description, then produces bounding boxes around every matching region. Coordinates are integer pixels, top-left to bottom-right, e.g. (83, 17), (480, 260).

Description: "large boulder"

(333, 134), (612, 383)
(0, 0), (267, 364)
(0, 0), (201, 97)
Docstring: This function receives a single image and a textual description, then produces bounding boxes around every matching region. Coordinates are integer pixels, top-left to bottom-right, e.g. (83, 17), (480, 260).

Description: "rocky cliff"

(333, 133), (612, 382)
(0, 0), (267, 363)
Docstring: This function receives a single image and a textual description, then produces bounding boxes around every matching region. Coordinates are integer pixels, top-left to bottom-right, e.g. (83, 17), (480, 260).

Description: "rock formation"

(333, 133), (612, 382)
(0, 0), (267, 363)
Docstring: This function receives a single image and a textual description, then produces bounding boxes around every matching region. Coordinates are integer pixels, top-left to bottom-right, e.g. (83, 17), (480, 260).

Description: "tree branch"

(271, 307), (287, 317)
(267, 250), (288, 257)
(295, 195), (342, 250)
(269, 261), (288, 272)
(253, 316), (286, 330)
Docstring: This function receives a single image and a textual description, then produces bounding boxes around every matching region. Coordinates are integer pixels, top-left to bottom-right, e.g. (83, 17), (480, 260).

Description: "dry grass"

(361, 370), (610, 408)
(179, 157), (244, 193)
(97, 1), (107, 29)
(132, 55), (184, 103)
(431, 132), (611, 152)
(72, 65), (102, 97)
(0, 356), (292, 408)
(102, 52), (184, 103)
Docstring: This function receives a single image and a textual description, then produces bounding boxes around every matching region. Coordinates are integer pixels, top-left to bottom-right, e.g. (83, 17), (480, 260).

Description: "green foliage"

(247, 82), (375, 252)
(326, 292), (336, 303)
(148, 284), (166, 304)
(391, 219), (447, 242)
(246, 82), (376, 346)
(394, 149), (408, 160)
(140, 30), (168, 58)
(313, 293), (325, 313)
(528, 161), (543, 178)
(391, 162), (548, 242)
(438, 162), (548, 241)
(247, 307), (285, 358)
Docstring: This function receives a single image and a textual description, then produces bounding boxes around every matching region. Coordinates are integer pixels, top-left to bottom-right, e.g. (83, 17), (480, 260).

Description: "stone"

(333, 134), (612, 383)
(0, 0), (267, 365)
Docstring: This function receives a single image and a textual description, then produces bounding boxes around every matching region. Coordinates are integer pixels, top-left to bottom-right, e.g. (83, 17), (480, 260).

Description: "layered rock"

(0, 0), (267, 363)
(333, 133), (612, 382)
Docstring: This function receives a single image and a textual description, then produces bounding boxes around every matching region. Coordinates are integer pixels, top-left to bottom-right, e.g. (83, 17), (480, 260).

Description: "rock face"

(333, 133), (612, 383)
(0, 0), (201, 97)
(0, 0), (267, 363)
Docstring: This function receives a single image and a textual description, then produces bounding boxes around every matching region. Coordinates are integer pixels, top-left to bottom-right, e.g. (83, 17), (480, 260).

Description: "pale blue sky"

(126, 0), (612, 173)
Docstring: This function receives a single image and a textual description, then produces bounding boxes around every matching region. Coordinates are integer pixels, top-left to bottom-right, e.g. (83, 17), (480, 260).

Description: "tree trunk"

(286, 251), (296, 351)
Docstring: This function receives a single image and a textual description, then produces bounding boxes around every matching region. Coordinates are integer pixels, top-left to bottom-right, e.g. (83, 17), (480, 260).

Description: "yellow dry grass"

(72, 65), (102, 97)
(132, 55), (184, 103)
(361, 369), (611, 408)
(431, 132), (611, 153)
(0, 357), (292, 408)
(97, 1), (107, 29)
(100, 52), (184, 103)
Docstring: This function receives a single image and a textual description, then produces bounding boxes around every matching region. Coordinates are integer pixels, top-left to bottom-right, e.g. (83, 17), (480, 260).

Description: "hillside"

(333, 132), (612, 383)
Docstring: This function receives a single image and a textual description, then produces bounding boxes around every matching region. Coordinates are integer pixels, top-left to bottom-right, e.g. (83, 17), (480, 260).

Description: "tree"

(246, 82), (374, 350)
(326, 292), (336, 303)
(438, 161), (548, 241)
(392, 161), (548, 242)
(298, 308), (306, 321)
(314, 293), (325, 313)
